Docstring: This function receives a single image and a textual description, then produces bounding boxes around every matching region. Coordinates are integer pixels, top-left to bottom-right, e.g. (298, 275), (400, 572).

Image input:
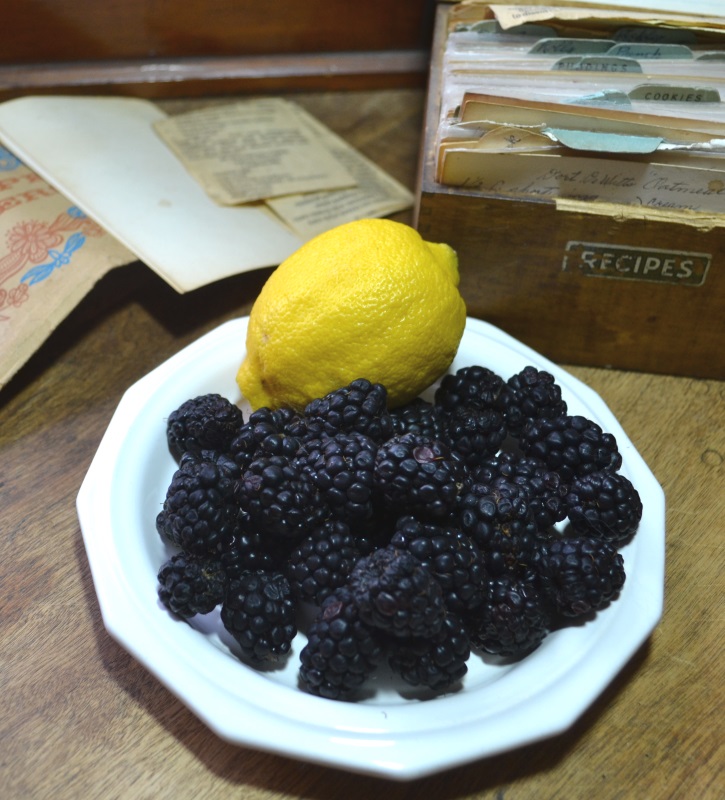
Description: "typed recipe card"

(153, 98), (414, 240)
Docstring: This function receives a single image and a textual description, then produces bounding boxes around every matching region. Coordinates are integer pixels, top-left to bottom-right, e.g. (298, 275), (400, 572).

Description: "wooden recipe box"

(415, 4), (725, 380)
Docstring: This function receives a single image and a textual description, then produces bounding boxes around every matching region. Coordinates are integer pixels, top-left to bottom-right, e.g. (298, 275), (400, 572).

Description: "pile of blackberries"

(154, 366), (642, 701)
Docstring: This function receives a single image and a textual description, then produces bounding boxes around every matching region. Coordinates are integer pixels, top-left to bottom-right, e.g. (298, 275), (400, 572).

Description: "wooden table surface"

(2, 88), (723, 800)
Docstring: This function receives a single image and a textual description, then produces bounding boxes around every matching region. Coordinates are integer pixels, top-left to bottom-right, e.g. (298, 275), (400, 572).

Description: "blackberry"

(166, 393), (244, 461)
(220, 529), (285, 578)
(434, 365), (504, 413)
(303, 379), (394, 444)
(349, 546), (447, 639)
(221, 570), (297, 666)
(253, 430), (302, 460)
(228, 407), (301, 471)
(512, 462), (568, 534)
(496, 366), (567, 437)
(388, 613), (470, 692)
(519, 414), (622, 484)
(156, 450), (243, 556)
(389, 398), (447, 440)
(279, 411), (321, 445)
(247, 405), (299, 431)
(374, 433), (464, 520)
(536, 537), (626, 618)
(287, 520), (361, 605)
(351, 511), (398, 557)
(469, 573), (550, 658)
(238, 455), (327, 543)
(444, 405), (507, 469)
(299, 588), (383, 701)
(566, 470), (643, 547)
(295, 432), (377, 528)
(472, 453), (568, 533)
(157, 552), (226, 618)
(390, 516), (486, 615)
(457, 478), (539, 577)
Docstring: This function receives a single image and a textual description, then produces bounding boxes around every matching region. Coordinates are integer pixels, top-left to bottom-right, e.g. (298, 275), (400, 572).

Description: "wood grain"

(0, 51), (430, 99)
(1, 88), (723, 800)
(2, 1), (435, 63)
(0, 1), (434, 98)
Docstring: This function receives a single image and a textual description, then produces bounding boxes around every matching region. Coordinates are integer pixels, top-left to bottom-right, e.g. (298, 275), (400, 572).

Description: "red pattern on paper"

(0, 209), (103, 288)
(0, 283), (29, 315)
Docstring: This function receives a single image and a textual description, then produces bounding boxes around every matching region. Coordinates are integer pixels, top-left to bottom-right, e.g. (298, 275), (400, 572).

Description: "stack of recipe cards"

(435, 2), (725, 215)
(153, 98), (414, 241)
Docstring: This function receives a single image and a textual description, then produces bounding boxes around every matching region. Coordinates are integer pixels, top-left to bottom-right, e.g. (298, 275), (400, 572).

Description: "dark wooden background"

(0, 0), (437, 97)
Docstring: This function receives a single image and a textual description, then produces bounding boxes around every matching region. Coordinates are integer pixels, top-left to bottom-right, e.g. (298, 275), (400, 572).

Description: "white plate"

(77, 317), (665, 780)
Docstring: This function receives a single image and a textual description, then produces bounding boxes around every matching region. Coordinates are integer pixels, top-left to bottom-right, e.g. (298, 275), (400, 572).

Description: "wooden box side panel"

(417, 190), (724, 379)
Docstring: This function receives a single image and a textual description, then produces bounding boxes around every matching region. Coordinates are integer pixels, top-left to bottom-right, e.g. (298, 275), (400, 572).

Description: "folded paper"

(0, 147), (135, 388)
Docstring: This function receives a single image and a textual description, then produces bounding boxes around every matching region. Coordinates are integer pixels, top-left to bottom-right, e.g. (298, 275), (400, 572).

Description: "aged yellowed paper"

(153, 98), (414, 238)
(153, 99), (358, 206)
(265, 104), (414, 239)
(0, 146), (135, 388)
(439, 147), (725, 215)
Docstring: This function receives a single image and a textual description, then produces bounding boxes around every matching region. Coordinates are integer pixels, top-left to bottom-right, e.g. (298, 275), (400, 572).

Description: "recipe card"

(154, 98), (414, 239)
(153, 99), (358, 206)
(265, 102), (415, 239)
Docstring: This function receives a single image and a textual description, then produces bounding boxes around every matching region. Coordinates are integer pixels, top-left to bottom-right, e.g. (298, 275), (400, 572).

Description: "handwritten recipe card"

(435, 4), (725, 215)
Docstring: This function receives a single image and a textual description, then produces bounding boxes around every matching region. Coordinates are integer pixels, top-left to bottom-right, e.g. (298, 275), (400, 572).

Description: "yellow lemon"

(236, 218), (466, 410)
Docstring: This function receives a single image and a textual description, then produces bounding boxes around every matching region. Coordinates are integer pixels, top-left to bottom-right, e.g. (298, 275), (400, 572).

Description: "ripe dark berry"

(519, 414), (622, 484)
(536, 537), (626, 618)
(566, 470), (643, 547)
(457, 478), (539, 577)
(166, 393), (244, 461)
(299, 588), (383, 701)
(349, 546), (447, 639)
(444, 405), (507, 469)
(221, 570), (297, 666)
(295, 432), (378, 529)
(227, 406), (301, 471)
(390, 516), (486, 615)
(496, 366), (567, 437)
(156, 450), (243, 556)
(388, 613), (470, 691)
(469, 574), (551, 658)
(220, 529), (285, 578)
(238, 455), (326, 543)
(472, 452), (569, 534)
(287, 520), (361, 605)
(435, 365), (504, 413)
(374, 433), (464, 520)
(157, 552), (226, 618)
(304, 379), (393, 443)
(389, 398), (448, 440)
